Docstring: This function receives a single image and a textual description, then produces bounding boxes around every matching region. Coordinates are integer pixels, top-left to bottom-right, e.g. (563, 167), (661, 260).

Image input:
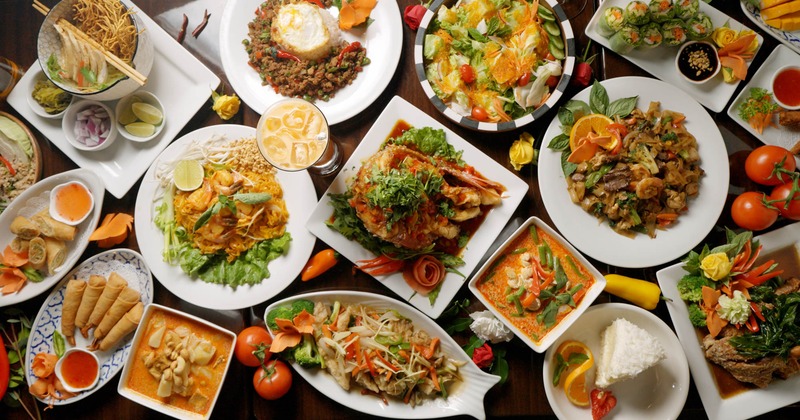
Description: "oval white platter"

(264, 290), (500, 420)
(24, 248), (154, 405)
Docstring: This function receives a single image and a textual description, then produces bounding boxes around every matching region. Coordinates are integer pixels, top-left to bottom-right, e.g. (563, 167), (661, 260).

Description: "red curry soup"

(125, 307), (233, 417)
(476, 223), (596, 345)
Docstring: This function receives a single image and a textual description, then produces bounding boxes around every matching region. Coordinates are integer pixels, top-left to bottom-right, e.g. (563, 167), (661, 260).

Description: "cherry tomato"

(518, 72), (532, 87)
(459, 64), (476, 84)
(590, 389), (617, 420)
(770, 181), (800, 220)
(253, 359), (292, 400)
(471, 106), (489, 121)
(235, 326), (272, 367)
(744, 145), (796, 186)
(545, 75), (559, 88)
(731, 191), (779, 231)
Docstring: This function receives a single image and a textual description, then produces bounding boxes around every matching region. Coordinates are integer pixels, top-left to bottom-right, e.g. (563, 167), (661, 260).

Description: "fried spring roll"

(93, 287), (140, 341)
(95, 302), (144, 351)
(9, 236), (30, 254)
(75, 275), (106, 329)
(44, 237), (66, 275)
(9, 216), (40, 240)
(62, 279), (86, 346)
(32, 209), (76, 241)
(82, 272), (127, 337)
(27, 237), (46, 268)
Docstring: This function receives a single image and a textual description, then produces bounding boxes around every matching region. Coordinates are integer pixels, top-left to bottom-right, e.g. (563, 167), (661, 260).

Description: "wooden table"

(1, 0), (798, 418)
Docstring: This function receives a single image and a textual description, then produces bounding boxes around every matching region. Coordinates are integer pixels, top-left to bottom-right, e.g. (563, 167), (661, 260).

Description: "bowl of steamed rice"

(36, 0), (154, 102)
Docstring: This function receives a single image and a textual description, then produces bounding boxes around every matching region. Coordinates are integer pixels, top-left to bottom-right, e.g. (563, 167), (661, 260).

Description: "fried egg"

(271, 3), (341, 61)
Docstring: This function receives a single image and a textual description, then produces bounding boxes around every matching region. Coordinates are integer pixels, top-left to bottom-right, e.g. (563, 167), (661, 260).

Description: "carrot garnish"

(2, 245), (28, 267)
(270, 310), (315, 353)
(89, 213), (133, 248)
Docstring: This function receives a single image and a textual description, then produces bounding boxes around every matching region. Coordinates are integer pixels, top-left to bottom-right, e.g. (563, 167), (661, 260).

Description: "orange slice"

(555, 340), (594, 407)
(569, 114), (614, 151)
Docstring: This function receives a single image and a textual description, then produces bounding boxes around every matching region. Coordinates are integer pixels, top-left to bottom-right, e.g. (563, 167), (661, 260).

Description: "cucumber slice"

(549, 34), (564, 50)
(538, 7), (556, 21)
(544, 21), (561, 37)
(548, 42), (565, 60)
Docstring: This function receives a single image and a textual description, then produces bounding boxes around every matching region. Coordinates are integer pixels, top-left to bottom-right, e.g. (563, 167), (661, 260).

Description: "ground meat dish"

(0, 158), (37, 214)
(244, 0), (368, 101)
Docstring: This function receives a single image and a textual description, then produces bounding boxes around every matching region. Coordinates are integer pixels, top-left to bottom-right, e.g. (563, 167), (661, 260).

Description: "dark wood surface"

(1, 0), (798, 418)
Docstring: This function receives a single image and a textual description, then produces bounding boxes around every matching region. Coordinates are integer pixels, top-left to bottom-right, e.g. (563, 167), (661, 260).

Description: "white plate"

(219, 0), (402, 124)
(264, 290), (500, 419)
(306, 95), (529, 318)
(585, 0), (762, 113)
(24, 248), (154, 405)
(0, 168), (103, 307)
(6, 0), (220, 199)
(741, 0), (800, 55)
(657, 222), (800, 420)
(538, 76), (729, 268)
(542, 303), (690, 420)
(134, 124), (317, 310)
(727, 44), (800, 149)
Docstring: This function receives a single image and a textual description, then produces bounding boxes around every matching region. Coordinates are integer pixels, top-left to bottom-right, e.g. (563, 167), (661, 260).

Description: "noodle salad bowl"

(36, 0), (154, 102)
(414, 0), (575, 131)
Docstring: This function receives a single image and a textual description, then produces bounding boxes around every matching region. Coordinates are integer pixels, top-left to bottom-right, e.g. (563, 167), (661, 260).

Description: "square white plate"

(657, 222), (800, 420)
(306, 96), (528, 319)
(7, 0), (220, 199)
(586, 0), (762, 113)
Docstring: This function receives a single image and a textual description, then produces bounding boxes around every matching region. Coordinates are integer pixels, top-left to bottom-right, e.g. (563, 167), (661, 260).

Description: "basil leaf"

(557, 107), (574, 127)
(589, 80), (609, 115)
(53, 330), (66, 358)
(560, 150), (577, 177)
(553, 353), (566, 386)
(606, 96), (638, 118)
(548, 134), (570, 151)
(194, 202), (221, 231)
(233, 192), (272, 204)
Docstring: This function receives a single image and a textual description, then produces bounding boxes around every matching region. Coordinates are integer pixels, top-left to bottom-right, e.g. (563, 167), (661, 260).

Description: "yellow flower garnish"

(700, 252), (732, 281)
(711, 27), (737, 48)
(211, 91), (241, 120)
(509, 132), (535, 171)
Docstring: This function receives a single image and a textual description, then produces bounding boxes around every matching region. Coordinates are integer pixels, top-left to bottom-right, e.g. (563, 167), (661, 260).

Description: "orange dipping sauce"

(53, 182), (92, 223)
(773, 67), (800, 108)
(60, 350), (99, 389)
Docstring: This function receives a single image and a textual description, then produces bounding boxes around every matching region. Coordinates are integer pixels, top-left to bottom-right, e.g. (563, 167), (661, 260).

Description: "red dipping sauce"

(60, 350), (99, 389)
(773, 66), (800, 109)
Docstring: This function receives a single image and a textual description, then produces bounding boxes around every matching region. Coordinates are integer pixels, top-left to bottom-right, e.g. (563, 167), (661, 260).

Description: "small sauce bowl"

(49, 181), (94, 226)
(676, 41), (720, 84)
(772, 65), (800, 110)
(55, 348), (100, 393)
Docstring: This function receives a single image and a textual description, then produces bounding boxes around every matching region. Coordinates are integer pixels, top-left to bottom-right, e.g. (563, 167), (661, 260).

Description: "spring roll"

(27, 237), (46, 268)
(62, 279), (87, 346)
(93, 287), (140, 341)
(9, 216), (40, 240)
(95, 302), (143, 351)
(44, 237), (66, 275)
(75, 275), (106, 330)
(82, 272), (127, 337)
(9, 236), (30, 254)
(32, 209), (76, 241)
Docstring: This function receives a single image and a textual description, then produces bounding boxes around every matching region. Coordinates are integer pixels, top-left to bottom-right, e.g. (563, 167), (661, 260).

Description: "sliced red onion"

(73, 105), (111, 147)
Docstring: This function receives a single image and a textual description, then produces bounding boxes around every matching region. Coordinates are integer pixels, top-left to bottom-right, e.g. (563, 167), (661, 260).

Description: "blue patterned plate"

(741, 0), (800, 55)
(24, 248), (153, 405)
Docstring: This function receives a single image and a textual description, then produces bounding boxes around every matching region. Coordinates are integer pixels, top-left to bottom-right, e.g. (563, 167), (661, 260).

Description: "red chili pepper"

(403, 5), (427, 31)
(0, 155), (16, 176)
(605, 123), (627, 155)
(0, 335), (9, 400)
(276, 50), (301, 63)
(306, 0), (325, 7)
(356, 255), (404, 276)
(177, 14), (188, 44)
(337, 41), (362, 66)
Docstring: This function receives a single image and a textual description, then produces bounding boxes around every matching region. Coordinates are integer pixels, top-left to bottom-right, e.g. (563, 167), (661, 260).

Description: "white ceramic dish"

(115, 90), (166, 142)
(0, 168), (104, 307)
(586, 0), (762, 113)
(0, 111), (43, 210)
(25, 66), (73, 119)
(49, 181), (94, 226)
(306, 95), (529, 319)
(264, 290), (500, 419)
(467, 217), (606, 353)
(24, 248), (154, 405)
(7, 1), (220, 199)
(117, 303), (235, 420)
(657, 222), (800, 420)
(55, 348), (101, 393)
(538, 76), (729, 268)
(741, 0), (800, 56)
(542, 303), (690, 420)
(134, 124), (317, 310)
(62, 100), (118, 151)
(219, 0), (402, 125)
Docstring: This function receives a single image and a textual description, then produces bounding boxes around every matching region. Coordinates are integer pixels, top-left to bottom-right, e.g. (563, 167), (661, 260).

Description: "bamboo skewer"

(31, 0), (147, 86)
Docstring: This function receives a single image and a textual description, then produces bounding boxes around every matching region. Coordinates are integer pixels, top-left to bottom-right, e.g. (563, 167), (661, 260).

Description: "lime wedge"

(173, 159), (204, 191)
(118, 104), (139, 125)
(132, 102), (163, 125)
(124, 122), (156, 138)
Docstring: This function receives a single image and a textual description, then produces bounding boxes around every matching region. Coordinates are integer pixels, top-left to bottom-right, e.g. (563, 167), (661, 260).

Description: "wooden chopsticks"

(31, 0), (147, 86)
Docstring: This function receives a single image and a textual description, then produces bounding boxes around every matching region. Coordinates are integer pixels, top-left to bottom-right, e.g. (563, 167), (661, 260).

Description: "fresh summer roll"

(598, 6), (626, 37)
(662, 20), (688, 46)
(624, 1), (651, 25)
(649, 0), (675, 23)
(686, 12), (714, 40)
(609, 24), (643, 54)
(674, 0), (699, 21)
(640, 23), (664, 48)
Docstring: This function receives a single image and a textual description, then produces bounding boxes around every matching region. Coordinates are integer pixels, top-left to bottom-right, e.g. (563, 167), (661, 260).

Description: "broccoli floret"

(293, 334), (324, 368)
(291, 299), (315, 316)
(688, 303), (707, 328)
(266, 306), (294, 331)
(677, 274), (712, 303)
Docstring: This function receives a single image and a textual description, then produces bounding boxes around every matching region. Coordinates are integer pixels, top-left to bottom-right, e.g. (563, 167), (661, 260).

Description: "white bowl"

(115, 90), (165, 142)
(771, 65), (800, 110)
(62, 100), (118, 152)
(49, 180), (94, 225)
(55, 348), (101, 393)
(675, 41), (721, 84)
(36, 0), (154, 102)
(467, 216), (606, 353)
(26, 66), (74, 119)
